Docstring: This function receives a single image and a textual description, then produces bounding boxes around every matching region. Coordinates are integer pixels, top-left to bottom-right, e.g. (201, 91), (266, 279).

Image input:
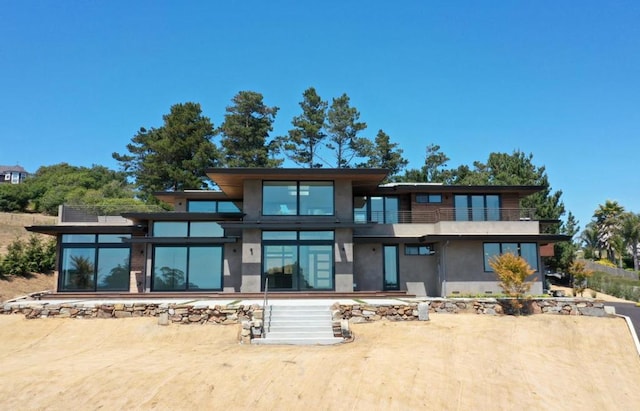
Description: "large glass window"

(187, 200), (241, 213)
(153, 221), (223, 237)
(263, 181), (334, 216)
(152, 246), (223, 291)
(262, 231), (334, 291)
(383, 245), (399, 290)
(455, 195), (501, 221)
(483, 242), (539, 272)
(353, 196), (399, 223)
(59, 234), (131, 292)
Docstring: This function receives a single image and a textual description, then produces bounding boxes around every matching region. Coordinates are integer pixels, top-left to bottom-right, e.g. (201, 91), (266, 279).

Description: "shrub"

(489, 252), (536, 314)
(568, 261), (593, 297)
(0, 235), (56, 277)
(588, 271), (640, 302)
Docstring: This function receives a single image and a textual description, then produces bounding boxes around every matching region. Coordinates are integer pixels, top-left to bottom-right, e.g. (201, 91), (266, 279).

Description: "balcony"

(59, 204), (165, 224)
(355, 208), (537, 224)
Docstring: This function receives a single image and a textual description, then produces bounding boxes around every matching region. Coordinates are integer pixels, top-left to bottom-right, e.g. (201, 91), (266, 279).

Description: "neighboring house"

(27, 168), (569, 296)
(0, 165), (28, 184)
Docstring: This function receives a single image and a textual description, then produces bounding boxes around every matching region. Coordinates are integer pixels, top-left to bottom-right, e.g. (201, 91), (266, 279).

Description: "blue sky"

(1, 1), (638, 230)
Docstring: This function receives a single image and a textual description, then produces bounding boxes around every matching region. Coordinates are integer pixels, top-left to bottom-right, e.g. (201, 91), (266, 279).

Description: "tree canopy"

(366, 129), (408, 179)
(112, 102), (219, 201)
(325, 94), (370, 168)
(219, 91), (281, 168)
(278, 87), (328, 168)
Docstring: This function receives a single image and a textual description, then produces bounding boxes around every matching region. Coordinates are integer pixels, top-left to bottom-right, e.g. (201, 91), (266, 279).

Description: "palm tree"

(593, 200), (625, 262)
(580, 223), (599, 259)
(620, 212), (640, 271)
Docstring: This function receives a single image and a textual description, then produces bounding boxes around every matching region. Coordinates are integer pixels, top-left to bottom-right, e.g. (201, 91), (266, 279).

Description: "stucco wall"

(441, 240), (542, 296)
(223, 242), (242, 292)
(353, 243), (382, 291)
(354, 242), (438, 296)
(240, 228), (261, 292)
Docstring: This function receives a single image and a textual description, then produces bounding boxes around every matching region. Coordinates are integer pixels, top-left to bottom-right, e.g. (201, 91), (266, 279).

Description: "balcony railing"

(60, 204), (165, 223)
(355, 208), (537, 224)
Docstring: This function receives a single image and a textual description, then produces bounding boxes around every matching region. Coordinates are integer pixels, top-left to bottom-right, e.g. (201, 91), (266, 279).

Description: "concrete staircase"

(252, 304), (344, 345)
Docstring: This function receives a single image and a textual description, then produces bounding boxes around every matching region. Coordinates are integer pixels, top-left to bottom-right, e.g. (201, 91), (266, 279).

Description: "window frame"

(151, 245), (224, 291)
(454, 194), (501, 221)
(261, 231), (335, 291)
(58, 234), (131, 292)
(415, 194), (442, 204)
(483, 242), (539, 272)
(404, 244), (434, 256)
(262, 181), (335, 216)
(152, 221), (224, 237)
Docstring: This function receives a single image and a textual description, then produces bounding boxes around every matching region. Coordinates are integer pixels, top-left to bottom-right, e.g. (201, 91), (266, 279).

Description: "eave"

(205, 167), (390, 198)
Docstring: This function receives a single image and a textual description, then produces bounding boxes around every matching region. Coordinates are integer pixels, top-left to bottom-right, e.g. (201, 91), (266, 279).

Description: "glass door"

(383, 245), (399, 290)
(263, 245), (297, 290)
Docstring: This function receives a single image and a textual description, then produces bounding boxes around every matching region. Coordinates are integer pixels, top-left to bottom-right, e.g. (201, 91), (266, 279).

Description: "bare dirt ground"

(1, 314), (639, 411)
(0, 273), (55, 302)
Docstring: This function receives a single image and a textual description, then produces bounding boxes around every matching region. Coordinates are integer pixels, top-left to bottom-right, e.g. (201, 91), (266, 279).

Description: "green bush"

(588, 271), (640, 302)
(0, 236), (56, 277)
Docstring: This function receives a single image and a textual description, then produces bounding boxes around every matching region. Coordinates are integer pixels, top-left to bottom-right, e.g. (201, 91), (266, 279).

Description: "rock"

(114, 311), (132, 318)
(578, 307), (606, 317)
(418, 302), (430, 321)
(188, 315), (201, 322)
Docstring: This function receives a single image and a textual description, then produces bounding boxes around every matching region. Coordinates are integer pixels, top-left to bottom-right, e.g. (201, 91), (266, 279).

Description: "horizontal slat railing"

(360, 208), (537, 224)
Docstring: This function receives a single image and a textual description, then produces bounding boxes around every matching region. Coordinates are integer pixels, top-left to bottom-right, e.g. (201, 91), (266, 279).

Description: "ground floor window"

(262, 231), (334, 291)
(59, 234), (131, 291)
(483, 242), (538, 272)
(152, 246), (223, 291)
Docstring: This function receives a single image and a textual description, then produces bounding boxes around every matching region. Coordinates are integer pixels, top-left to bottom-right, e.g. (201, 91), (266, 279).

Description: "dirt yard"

(0, 314), (638, 410)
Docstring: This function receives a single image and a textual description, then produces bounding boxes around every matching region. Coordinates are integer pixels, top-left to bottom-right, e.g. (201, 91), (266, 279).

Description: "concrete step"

(252, 337), (344, 345)
(255, 303), (342, 345)
(268, 324), (331, 332)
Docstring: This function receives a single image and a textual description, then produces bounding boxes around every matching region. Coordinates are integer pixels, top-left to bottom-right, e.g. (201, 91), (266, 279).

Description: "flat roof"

(205, 167), (390, 198)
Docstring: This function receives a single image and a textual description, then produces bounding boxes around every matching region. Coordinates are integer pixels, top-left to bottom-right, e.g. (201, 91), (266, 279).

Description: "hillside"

(0, 212), (56, 255)
(0, 212), (57, 301)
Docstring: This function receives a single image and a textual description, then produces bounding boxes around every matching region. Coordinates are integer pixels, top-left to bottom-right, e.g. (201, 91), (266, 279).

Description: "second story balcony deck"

(355, 208), (538, 224)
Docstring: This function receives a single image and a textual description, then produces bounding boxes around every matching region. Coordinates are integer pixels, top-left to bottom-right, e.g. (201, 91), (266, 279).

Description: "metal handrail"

(262, 277), (269, 335)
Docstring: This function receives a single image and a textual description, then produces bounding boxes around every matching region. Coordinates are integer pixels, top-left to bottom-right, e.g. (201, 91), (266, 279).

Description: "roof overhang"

(123, 237), (238, 245)
(419, 233), (572, 244)
(354, 233), (571, 245)
(205, 167), (390, 198)
(373, 185), (543, 197)
(121, 211), (244, 222)
(26, 225), (141, 236)
(219, 221), (373, 230)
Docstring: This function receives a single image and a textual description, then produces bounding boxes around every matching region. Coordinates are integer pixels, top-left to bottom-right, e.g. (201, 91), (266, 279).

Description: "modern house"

(0, 165), (28, 184)
(28, 168), (568, 297)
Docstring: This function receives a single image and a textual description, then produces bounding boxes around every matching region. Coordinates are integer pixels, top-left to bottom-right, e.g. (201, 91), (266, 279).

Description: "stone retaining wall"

(334, 298), (608, 322)
(1, 302), (262, 324)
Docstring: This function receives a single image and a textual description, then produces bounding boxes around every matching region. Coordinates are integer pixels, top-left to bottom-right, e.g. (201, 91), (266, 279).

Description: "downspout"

(441, 241), (450, 297)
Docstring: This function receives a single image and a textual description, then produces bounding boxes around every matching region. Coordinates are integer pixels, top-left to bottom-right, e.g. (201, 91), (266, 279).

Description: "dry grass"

(0, 212), (55, 255)
(0, 212), (56, 301)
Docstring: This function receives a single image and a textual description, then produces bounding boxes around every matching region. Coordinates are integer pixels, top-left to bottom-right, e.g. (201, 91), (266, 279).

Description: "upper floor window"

(187, 200), (240, 213)
(263, 181), (334, 216)
(153, 221), (224, 237)
(415, 194), (442, 204)
(354, 196), (399, 223)
(454, 194), (500, 221)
